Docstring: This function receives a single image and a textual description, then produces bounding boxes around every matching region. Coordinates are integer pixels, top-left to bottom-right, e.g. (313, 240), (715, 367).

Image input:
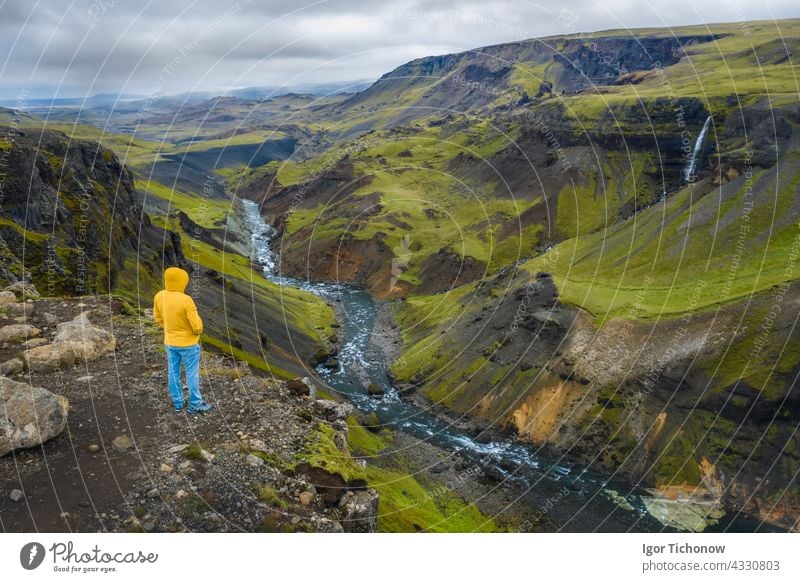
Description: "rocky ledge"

(0, 289), (378, 532)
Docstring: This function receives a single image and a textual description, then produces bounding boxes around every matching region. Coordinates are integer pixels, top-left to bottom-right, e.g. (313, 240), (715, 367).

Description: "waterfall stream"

(684, 116), (712, 182)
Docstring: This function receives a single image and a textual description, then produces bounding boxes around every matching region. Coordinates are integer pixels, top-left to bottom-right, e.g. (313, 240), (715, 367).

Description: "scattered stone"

(0, 291), (16, 305)
(0, 377), (69, 457)
(0, 358), (24, 376)
(248, 438), (268, 453)
(111, 435), (134, 452)
(159, 463), (173, 473)
(245, 454), (264, 467)
(0, 324), (41, 343)
(76, 375), (94, 383)
(166, 444), (188, 454)
(23, 337), (48, 348)
(146, 488), (159, 498)
(333, 431), (347, 451)
(299, 491), (315, 506)
(10, 489), (24, 502)
(142, 521), (155, 531)
(42, 313), (59, 325)
(88, 444), (101, 454)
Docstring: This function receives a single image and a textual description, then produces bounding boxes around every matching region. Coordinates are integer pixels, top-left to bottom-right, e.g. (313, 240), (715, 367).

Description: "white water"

(684, 116), (712, 182)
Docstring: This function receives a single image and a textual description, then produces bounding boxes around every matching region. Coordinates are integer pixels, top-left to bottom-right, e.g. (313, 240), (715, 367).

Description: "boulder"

(42, 313), (59, 325)
(111, 435), (134, 452)
(0, 376), (69, 457)
(4, 302), (34, 317)
(247, 438), (268, 453)
(366, 382), (385, 397)
(286, 378), (313, 397)
(4, 281), (40, 299)
(0, 324), (41, 343)
(0, 291), (16, 306)
(24, 312), (115, 371)
(339, 489), (379, 533)
(245, 453), (264, 467)
(313, 399), (353, 422)
(0, 358), (24, 376)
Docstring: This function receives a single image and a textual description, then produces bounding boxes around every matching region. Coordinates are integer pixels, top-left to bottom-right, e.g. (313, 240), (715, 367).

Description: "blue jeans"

(166, 344), (203, 409)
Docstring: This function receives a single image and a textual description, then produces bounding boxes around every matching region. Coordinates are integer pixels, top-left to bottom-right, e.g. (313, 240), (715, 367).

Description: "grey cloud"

(0, 0), (797, 99)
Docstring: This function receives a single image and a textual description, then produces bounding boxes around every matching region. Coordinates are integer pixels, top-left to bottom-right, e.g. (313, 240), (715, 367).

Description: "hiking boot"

(188, 402), (213, 414)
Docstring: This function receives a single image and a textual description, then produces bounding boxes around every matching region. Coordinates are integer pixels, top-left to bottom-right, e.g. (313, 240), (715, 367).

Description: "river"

(241, 199), (775, 533)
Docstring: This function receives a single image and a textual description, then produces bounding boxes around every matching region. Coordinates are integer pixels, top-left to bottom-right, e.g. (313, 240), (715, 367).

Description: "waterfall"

(684, 116), (712, 182)
(241, 199), (276, 276)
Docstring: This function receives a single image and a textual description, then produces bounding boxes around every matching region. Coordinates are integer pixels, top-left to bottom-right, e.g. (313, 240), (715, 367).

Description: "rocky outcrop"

(23, 312), (115, 371)
(0, 376), (69, 456)
(4, 281), (40, 299)
(0, 128), (179, 295)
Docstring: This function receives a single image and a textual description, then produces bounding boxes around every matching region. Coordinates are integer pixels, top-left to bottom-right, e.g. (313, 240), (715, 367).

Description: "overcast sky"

(0, 0), (796, 99)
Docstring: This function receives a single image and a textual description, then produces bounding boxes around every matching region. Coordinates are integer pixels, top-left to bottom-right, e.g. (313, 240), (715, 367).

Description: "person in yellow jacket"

(153, 267), (213, 413)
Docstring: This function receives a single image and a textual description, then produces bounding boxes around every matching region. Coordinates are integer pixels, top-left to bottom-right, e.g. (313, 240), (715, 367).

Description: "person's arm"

(153, 292), (164, 328)
(186, 296), (203, 336)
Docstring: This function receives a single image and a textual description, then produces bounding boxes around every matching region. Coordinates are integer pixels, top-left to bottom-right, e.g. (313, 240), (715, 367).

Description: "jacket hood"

(164, 267), (189, 292)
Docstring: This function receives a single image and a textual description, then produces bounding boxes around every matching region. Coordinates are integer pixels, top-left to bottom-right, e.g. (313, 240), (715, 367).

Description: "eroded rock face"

(24, 312), (116, 372)
(0, 376), (69, 457)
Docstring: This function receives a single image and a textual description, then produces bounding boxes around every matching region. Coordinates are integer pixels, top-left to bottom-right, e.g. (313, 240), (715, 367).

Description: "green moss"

(140, 180), (232, 228)
(365, 466), (502, 532)
(252, 485), (287, 509)
(183, 442), (209, 461)
(556, 171), (613, 238)
(41, 150), (64, 172)
(648, 430), (702, 487)
(296, 423), (366, 483)
(346, 415), (391, 456)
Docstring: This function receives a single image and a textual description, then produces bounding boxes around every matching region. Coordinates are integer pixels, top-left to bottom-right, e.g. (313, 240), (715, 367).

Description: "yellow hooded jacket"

(153, 267), (203, 347)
